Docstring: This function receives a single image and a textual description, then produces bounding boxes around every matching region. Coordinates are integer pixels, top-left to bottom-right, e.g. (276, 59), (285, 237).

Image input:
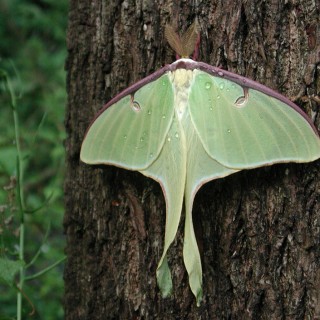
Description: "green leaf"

(0, 257), (25, 286)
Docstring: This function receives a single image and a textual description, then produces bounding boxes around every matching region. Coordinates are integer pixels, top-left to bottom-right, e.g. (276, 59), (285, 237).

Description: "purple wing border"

(90, 65), (172, 119)
(85, 59), (319, 137)
(83, 64), (173, 137)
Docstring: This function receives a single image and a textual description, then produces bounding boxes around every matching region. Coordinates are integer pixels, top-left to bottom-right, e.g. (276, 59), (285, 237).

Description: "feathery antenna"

(165, 21), (200, 59)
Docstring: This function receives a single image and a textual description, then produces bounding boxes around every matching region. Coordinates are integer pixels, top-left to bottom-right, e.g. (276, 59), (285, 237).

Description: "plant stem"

(5, 72), (26, 320)
(25, 256), (66, 281)
(17, 223), (24, 320)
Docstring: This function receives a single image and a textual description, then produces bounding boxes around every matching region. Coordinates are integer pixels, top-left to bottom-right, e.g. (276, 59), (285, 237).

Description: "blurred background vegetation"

(0, 0), (67, 318)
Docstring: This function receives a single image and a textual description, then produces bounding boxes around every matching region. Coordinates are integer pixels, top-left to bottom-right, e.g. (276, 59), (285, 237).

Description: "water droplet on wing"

(219, 82), (225, 90)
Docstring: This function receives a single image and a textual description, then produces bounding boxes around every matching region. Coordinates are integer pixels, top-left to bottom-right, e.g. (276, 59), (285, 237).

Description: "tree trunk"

(64, 1), (320, 319)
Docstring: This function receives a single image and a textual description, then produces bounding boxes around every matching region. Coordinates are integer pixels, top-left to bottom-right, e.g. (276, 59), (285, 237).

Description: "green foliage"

(0, 258), (25, 286)
(0, 0), (67, 319)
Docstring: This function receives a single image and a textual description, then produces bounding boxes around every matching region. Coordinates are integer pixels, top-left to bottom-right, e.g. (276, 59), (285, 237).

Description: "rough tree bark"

(64, 1), (320, 319)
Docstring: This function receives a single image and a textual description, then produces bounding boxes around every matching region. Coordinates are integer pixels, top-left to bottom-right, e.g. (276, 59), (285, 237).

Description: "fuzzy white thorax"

(171, 58), (194, 65)
(169, 68), (194, 120)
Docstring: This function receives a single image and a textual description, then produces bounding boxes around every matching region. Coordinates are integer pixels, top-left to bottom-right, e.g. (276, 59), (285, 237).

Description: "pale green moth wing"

(80, 73), (174, 170)
(141, 115), (186, 298)
(189, 70), (320, 168)
(80, 71), (181, 297)
(181, 112), (237, 305)
(184, 67), (320, 304)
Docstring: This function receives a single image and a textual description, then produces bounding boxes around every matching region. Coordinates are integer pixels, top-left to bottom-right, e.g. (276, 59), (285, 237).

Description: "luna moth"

(80, 22), (320, 305)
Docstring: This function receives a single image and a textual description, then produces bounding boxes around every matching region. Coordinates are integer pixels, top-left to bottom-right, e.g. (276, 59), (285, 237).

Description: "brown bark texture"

(64, 0), (320, 319)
